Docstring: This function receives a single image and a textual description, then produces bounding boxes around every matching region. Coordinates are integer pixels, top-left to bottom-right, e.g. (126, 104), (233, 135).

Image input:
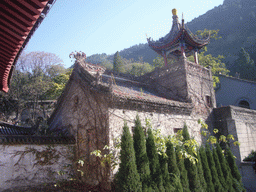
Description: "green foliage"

(243, 150), (256, 161)
(159, 155), (174, 192)
(129, 62), (154, 76)
(188, 51), (229, 88)
(212, 147), (227, 190)
(225, 147), (242, 183)
(113, 51), (125, 73)
(199, 147), (215, 192)
(182, 123), (190, 141)
(152, 56), (175, 68)
(205, 144), (224, 192)
(176, 145), (191, 192)
(146, 128), (165, 192)
(133, 115), (151, 191)
(166, 141), (180, 180)
(216, 143), (234, 192)
(116, 122), (142, 192)
(197, 150), (207, 192)
(232, 47), (256, 81)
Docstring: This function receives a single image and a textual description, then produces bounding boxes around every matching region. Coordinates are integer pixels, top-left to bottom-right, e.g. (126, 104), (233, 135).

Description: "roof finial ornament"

(172, 8), (177, 16)
(182, 12), (185, 29)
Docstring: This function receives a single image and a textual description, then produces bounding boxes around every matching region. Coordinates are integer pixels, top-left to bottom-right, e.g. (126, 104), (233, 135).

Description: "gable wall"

(49, 73), (110, 186)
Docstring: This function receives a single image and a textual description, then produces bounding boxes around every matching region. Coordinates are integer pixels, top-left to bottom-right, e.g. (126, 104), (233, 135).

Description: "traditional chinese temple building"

(147, 8), (210, 66)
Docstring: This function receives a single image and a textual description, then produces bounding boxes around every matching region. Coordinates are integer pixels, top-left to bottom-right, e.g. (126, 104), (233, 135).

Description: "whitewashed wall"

(0, 144), (74, 191)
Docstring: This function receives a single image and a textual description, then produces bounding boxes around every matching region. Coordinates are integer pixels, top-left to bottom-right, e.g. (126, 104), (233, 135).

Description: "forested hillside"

(87, 0), (256, 81)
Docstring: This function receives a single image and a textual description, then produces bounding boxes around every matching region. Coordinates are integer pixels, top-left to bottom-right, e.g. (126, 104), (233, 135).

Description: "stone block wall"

(0, 144), (73, 191)
(214, 106), (256, 162)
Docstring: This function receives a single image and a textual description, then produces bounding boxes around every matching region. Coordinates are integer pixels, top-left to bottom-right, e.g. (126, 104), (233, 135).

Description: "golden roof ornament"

(172, 8), (177, 16)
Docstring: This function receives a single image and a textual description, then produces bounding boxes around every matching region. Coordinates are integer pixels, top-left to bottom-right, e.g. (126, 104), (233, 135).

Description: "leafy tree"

(212, 147), (227, 190)
(133, 115), (151, 191)
(205, 144), (223, 192)
(146, 128), (165, 192)
(231, 47), (256, 81)
(199, 146), (215, 192)
(216, 143), (234, 192)
(116, 122), (142, 192)
(176, 145), (190, 192)
(113, 51), (125, 73)
(129, 62), (154, 76)
(152, 56), (175, 68)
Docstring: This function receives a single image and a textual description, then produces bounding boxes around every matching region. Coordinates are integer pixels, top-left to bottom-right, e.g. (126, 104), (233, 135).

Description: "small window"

(238, 100), (250, 109)
(173, 128), (182, 134)
(205, 96), (212, 107)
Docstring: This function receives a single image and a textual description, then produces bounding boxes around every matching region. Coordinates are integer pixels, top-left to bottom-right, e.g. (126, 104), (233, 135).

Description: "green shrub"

(212, 147), (226, 190)
(116, 122), (142, 192)
(205, 144), (224, 192)
(199, 146), (215, 192)
(146, 128), (165, 192)
(176, 145), (190, 192)
(216, 143), (234, 192)
(133, 115), (151, 191)
(197, 150), (207, 192)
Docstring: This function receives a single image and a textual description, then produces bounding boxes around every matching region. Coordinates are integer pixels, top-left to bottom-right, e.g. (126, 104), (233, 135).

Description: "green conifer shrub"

(205, 144), (223, 192)
(146, 128), (165, 192)
(216, 143), (234, 192)
(116, 122), (142, 192)
(213, 147), (227, 190)
(166, 141), (180, 180)
(199, 146), (215, 192)
(182, 123), (190, 141)
(159, 154), (175, 192)
(133, 115), (151, 191)
(176, 145), (190, 192)
(225, 146), (246, 191)
(184, 158), (202, 192)
(197, 150), (207, 192)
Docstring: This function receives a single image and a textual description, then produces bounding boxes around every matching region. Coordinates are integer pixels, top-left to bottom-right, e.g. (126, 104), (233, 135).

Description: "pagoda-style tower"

(147, 9), (210, 66)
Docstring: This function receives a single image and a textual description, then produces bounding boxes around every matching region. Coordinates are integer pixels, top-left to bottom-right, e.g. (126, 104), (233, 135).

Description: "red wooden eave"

(0, 0), (56, 93)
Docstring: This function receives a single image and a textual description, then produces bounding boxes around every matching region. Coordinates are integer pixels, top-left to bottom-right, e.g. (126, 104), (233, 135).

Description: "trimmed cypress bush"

(146, 128), (165, 192)
(159, 154), (175, 192)
(166, 141), (180, 180)
(184, 158), (202, 192)
(225, 146), (242, 182)
(213, 147), (227, 190)
(216, 143), (234, 192)
(225, 146), (246, 191)
(133, 115), (151, 191)
(197, 150), (207, 192)
(182, 123), (190, 141)
(116, 122), (142, 192)
(205, 144), (224, 192)
(176, 145), (190, 192)
(199, 146), (215, 192)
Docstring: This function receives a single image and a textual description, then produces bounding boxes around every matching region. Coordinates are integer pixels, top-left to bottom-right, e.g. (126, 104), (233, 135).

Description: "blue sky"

(25, 0), (224, 68)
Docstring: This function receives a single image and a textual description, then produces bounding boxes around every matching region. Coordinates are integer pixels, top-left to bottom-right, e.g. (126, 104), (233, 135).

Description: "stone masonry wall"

(0, 144), (73, 191)
(49, 71), (110, 187)
(214, 106), (256, 162)
(108, 108), (207, 174)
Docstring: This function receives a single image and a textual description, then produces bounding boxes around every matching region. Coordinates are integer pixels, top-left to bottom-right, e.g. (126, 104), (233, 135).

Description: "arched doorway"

(238, 100), (250, 109)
